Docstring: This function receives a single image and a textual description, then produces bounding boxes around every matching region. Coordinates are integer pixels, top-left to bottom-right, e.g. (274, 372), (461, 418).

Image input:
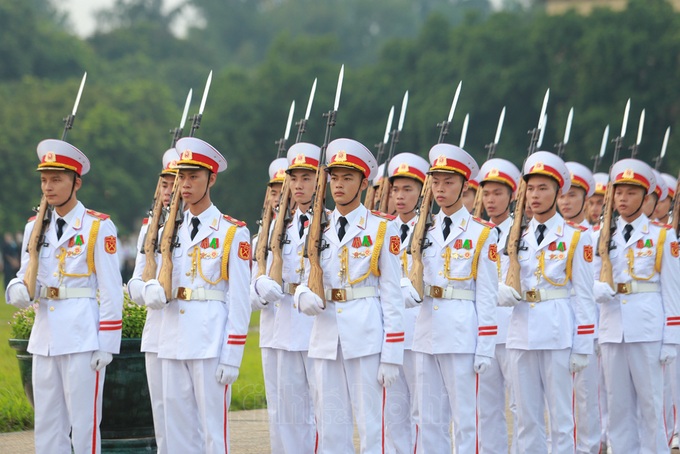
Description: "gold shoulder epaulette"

(472, 216), (495, 228)
(565, 220), (588, 232)
(370, 210), (396, 221)
(85, 209), (110, 220)
(651, 220), (673, 230)
(223, 214), (246, 227)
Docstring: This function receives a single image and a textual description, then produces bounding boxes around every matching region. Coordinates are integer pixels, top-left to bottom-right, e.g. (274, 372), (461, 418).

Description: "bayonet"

(170, 89), (193, 147)
(630, 109), (645, 158)
(276, 100), (295, 157)
(437, 80), (462, 142)
(537, 114), (547, 149)
(460, 113), (469, 148)
(593, 125), (609, 172)
(485, 106), (506, 161)
(654, 126), (671, 170)
(528, 89), (549, 154)
(556, 107), (573, 157)
(190, 70), (213, 137)
(62, 72), (87, 140)
(296, 78), (317, 142)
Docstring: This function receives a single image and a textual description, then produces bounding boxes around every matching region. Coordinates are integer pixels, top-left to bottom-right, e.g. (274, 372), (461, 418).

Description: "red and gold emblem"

(238, 241), (251, 260)
(45, 151), (56, 163)
(671, 241), (679, 258)
(181, 149), (193, 160)
(334, 150), (347, 162)
(436, 155), (447, 166)
(294, 153), (306, 164)
(583, 245), (593, 263)
(488, 244), (498, 261)
(389, 236), (400, 255)
(398, 162), (410, 174)
(104, 235), (117, 254)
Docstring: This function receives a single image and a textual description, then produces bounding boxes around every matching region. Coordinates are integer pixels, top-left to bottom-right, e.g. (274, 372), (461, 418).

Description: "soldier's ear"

(208, 171), (217, 187)
(73, 174), (82, 192)
(360, 177), (369, 191)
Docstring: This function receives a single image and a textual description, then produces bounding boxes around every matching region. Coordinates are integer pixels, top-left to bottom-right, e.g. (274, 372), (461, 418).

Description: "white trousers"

(263, 348), (317, 454)
(33, 352), (105, 454)
(414, 352), (477, 454)
(601, 341), (667, 454)
(162, 357), (230, 454)
(311, 346), (383, 454)
(384, 349), (418, 454)
(478, 343), (518, 454)
(145, 352), (167, 454)
(663, 361), (675, 445)
(573, 343), (603, 454)
(507, 348), (574, 454)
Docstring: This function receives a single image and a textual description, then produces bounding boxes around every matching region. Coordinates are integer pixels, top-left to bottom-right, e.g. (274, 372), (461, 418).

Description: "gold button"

(434, 305), (439, 310)
(337, 309), (342, 314)
(180, 309), (185, 314)
(293, 304), (297, 309)
(275, 303), (280, 308)
(49, 306), (54, 311)
(622, 300), (627, 304)
(530, 303), (535, 308)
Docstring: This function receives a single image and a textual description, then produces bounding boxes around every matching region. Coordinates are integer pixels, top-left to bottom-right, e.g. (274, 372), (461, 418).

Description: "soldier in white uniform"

(462, 177), (479, 213)
(6, 139), (123, 454)
(412, 144), (499, 454)
(587, 173), (609, 226)
(557, 161), (601, 454)
(383, 152), (430, 454)
(251, 145), (320, 453)
(294, 138), (404, 454)
(126, 148), (180, 454)
(142, 137), (252, 454)
(476, 158), (521, 454)
(592, 158), (680, 453)
(498, 151), (596, 454)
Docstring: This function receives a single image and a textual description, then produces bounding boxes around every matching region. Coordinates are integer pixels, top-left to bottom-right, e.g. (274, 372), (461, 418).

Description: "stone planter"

(9, 338), (157, 453)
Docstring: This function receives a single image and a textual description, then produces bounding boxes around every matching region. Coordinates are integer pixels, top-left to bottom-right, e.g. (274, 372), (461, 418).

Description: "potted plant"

(9, 294), (157, 453)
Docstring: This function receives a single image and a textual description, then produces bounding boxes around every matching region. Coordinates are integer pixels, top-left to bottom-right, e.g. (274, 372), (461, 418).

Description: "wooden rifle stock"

(158, 176), (183, 299)
(141, 177), (165, 282)
(472, 186), (484, 218)
(255, 186), (275, 278)
(673, 172), (680, 236)
(305, 164), (329, 304)
(268, 178), (293, 284)
(504, 178), (527, 293)
(408, 175), (434, 299)
(597, 180), (616, 290)
(24, 196), (50, 300)
(375, 177), (391, 213)
(365, 185), (376, 210)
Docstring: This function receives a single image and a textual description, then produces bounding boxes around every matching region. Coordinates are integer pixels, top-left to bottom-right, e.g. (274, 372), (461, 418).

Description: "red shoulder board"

(86, 209), (110, 220)
(565, 220), (588, 232)
(472, 216), (495, 228)
(651, 220), (673, 230)
(28, 215), (37, 222)
(142, 217), (150, 225)
(370, 210), (396, 221)
(223, 215), (246, 227)
(592, 224), (601, 232)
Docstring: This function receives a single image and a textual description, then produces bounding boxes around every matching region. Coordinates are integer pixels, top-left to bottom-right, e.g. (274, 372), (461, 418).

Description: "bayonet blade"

(71, 72), (87, 116)
(538, 89), (550, 131)
(284, 101), (295, 141)
(383, 106), (395, 144)
(599, 125), (610, 158)
(460, 113), (469, 148)
(537, 114), (547, 148)
(636, 109), (645, 146)
(397, 91), (409, 132)
(447, 81), (462, 123)
(333, 65), (344, 111)
(304, 78), (317, 120)
(179, 89), (193, 129)
(661, 126), (671, 159)
(198, 70), (213, 115)
(620, 98), (631, 138)
(494, 107), (506, 145)
(563, 107), (574, 145)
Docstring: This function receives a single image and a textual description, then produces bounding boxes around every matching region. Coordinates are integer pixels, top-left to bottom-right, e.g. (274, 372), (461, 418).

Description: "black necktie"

(536, 223), (547, 245)
(442, 217), (452, 240)
(56, 218), (66, 240)
(623, 224), (633, 242)
(400, 224), (409, 244)
(299, 214), (308, 239)
(338, 216), (348, 241)
(190, 217), (200, 240)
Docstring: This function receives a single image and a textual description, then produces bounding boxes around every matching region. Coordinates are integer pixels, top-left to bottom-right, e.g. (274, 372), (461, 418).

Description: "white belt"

(616, 281), (660, 295)
(424, 285), (475, 301)
(523, 288), (570, 303)
(282, 283), (300, 295)
(172, 287), (225, 301)
(324, 286), (378, 302)
(40, 286), (96, 300)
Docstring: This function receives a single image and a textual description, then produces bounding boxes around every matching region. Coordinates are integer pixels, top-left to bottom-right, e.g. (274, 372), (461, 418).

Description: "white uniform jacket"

(506, 214), (596, 354)
(595, 215), (680, 345)
(308, 205), (405, 365)
(252, 229), (276, 349)
(495, 216), (514, 344)
(6, 202), (123, 355)
(157, 204), (252, 367)
(413, 208), (499, 358)
(393, 215), (419, 350)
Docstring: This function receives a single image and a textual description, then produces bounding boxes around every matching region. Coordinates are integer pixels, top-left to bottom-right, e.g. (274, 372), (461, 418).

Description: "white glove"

(294, 284), (324, 316)
(474, 355), (491, 375)
(377, 363), (400, 388)
(254, 275), (284, 304)
(143, 279), (167, 310)
(400, 277), (422, 309)
(8, 283), (31, 309)
(593, 281), (616, 305)
(249, 283), (268, 310)
(660, 344), (677, 365)
(216, 364), (239, 385)
(569, 353), (589, 373)
(90, 351), (113, 371)
(497, 283), (521, 307)
(127, 279), (145, 306)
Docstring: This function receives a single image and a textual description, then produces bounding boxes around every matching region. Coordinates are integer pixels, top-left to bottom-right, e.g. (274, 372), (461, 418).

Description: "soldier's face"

(432, 172), (467, 213)
(557, 186), (586, 219)
(614, 184), (646, 220)
(268, 183), (282, 212)
(40, 170), (81, 206)
(160, 175), (176, 207)
(482, 182), (513, 219)
(526, 175), (559, 215)
(329, 168), (368, 206)
(178, 169), (215, 205)
(587, 194), (605, 224)
(462, 188), (476, 212)
(653, 196), (672, 221)
(289, 169), (315, 205)
(391, 177), (421, 215)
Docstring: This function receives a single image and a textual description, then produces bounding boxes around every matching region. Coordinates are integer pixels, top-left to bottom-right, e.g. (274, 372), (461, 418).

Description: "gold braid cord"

(57, 219), (100, 279)
(655, 228), (666, 274)
(339, 220), (387, 285)
(538, 230), (580, 287)
(443, 226), (490, 282)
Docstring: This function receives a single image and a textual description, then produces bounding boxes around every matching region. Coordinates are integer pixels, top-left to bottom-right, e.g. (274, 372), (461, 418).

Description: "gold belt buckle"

(617, 283), (631, 294)
(176, 287), (192, 300)
(331, 288), (346, 302)
(47, 287), (60, 299)
(429, 286), (444, 298)
(288, 283), (299, 295)
(525, 290), (540, 303)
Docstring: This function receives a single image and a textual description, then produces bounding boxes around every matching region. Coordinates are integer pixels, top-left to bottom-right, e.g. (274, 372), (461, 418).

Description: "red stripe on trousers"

(224, 384), (229, 454)
(92, 370), (100, 454)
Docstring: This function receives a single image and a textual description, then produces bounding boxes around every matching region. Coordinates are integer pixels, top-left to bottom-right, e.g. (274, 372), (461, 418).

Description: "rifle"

(366, 106), (394, 210)
(598, 99), (630, 291)
(629, 109), (645, 158)
(269, 80), (318, 284)
(255, 100), (295, 279)
(555, 107), (573, 158)
(408, 81), (462, 299)
(158, 71), (212, 298)
(141, 89), (193, 282)
(505, 88), (550, 293)
(305, 65), (344, 304)
(24, 72), (87, 300)
(592, 125), (610, 173)
(673, 172), (680, 236)
(376, 91), (409, 213)
(472, 106), (506, 218)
